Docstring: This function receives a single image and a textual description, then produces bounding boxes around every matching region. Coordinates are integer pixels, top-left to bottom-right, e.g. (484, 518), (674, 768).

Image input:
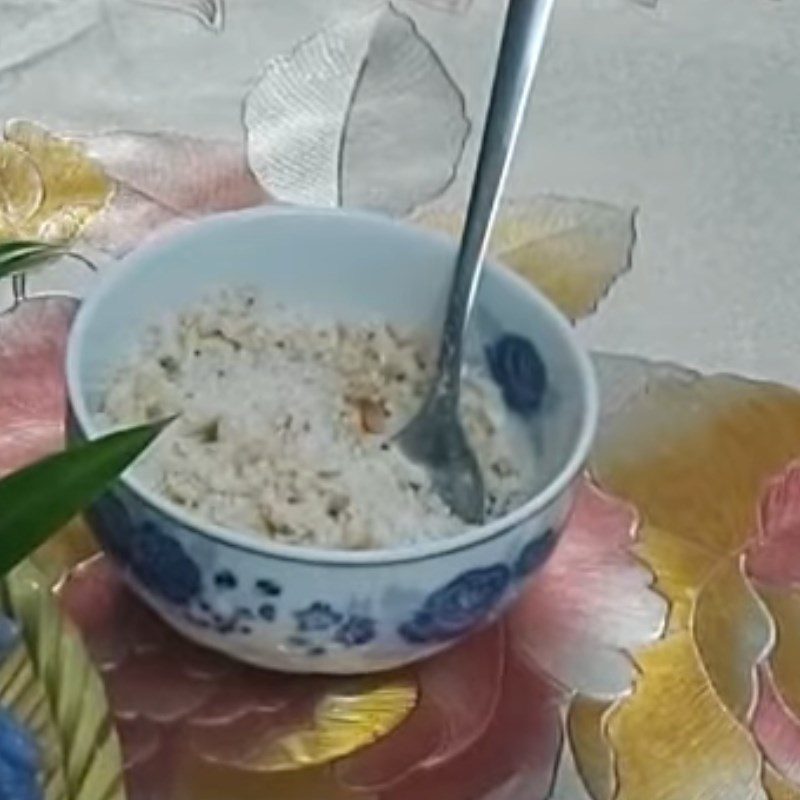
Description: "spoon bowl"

(395, 388), (485, 524)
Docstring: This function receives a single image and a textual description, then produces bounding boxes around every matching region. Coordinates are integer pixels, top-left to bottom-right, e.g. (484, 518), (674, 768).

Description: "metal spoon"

(395, 0), (557, 523)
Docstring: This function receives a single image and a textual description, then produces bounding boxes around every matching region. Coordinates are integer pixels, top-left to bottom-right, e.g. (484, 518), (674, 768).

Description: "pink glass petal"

(172, 639), (237, 682)
(61, 558), (358, 783)
(79, 132), (270, 254)
(62, 556), (230, 677)
(116, 717), (162, 771)
(60, 556), (133, 670)
(335, 625), (504, 790)
(125, 725), (184, 800)
(510, 480), (666, 697)
(753, 666), (800, 786)
(82, 132), (268, 215)
(334, 682), (444, 792)
(62, 559), (303, 719)
(128, 604), (181, 657)
(188, 672), (303, 725)
(419, 624), (505, 768)
(748, 462), (800, 589)
(185, 669), (321, 766)
(381, 652), (562, 800)
(187, 701), (321, 768)
(0, 296), (75, 476)
(104, 650), (218, 724)
(83, 185), (184, 256)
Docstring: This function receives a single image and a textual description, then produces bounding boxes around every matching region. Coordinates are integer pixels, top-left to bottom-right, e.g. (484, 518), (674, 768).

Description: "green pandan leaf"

(0, 421), (166, 576)
(4, 562), (126, 800)
(0, 635), (68, 800)
(0, 240), (94, 282)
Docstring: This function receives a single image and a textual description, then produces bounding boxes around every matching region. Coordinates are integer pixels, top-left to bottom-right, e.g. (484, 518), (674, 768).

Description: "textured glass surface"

(3, 2), (800, 798)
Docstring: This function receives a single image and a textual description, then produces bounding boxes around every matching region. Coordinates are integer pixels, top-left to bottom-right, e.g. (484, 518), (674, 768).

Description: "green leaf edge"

(3, 561), (127, 800)
(0, 240), (95, 281)
(0, 420), (167, 577)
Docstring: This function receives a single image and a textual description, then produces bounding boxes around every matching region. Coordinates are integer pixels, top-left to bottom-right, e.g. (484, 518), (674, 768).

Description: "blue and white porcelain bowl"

(65, 207), (598, 674)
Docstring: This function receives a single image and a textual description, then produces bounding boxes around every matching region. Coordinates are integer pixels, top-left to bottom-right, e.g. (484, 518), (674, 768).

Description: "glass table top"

(2, 2), (800, 798)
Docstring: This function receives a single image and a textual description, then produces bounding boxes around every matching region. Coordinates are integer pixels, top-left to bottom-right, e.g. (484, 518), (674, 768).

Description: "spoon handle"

(436, 0), (557, 395)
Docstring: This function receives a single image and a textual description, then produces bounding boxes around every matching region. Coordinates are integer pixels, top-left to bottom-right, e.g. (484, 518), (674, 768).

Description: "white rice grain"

(101, 289), (533, 550)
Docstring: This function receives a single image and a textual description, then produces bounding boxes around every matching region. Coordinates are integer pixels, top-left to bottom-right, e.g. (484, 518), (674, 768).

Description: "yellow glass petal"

(0, 217), (14, 241)
(0, 643), (67, 800)
(0, 141), (44, 227)
(608, 632), (767, 800)
(36, 207), (95, 244)
(692, 556), (774, 721)
(592, 375), (800, 556)
(3, 561), (125, 800)
(635, 524), (717, 631)
(3, 121), (114, 243)
(758, 587), (800, 724)
(567, 695), (615, 800)
(415, 196), (635, 320)
(592, 353), (696, 427)
(765, 766), (800, 800)
(32, 516), (98, 590)
(549, 734), (596, 800)
(244, 679), (416, 772)
(498, 212), (635, 320)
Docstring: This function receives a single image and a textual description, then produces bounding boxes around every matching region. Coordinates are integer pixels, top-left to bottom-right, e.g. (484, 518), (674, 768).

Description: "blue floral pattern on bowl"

(255, 578), (282, 597)
(334, 615), (376, 647)
(295, 602), (343, 633)
(84, 492), (130, 563)
(214, 570), (238, 590)
(88, 494), (201, 605)
(486, 334), (547, 415)
(288, 603), (378, 657)
(398, 564), (512, 644)
(128, 523), (202, 605)
(86, 480), (567, 670)
(514, 529), (557, 579)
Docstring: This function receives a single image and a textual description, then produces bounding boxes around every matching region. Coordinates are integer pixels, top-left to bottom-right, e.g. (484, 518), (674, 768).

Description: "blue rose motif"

(255, 578), (282, 597)
(0, 709), (40, 800)
(214, 570), (238, 590)
(485, 334), (547, 415)
(334, 615), (376, 647)
(85, 493), (131, 562)
(399, 565), (511, 644)
(87, 495), (202, 606)
(128, 522), (202, 605)
(295, 602), (343, 633)
(258, 603), (276, 622)
(514, 529), (558, 579)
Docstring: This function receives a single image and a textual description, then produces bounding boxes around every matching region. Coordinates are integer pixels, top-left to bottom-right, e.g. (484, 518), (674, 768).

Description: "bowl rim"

(66, 205), (599, 566)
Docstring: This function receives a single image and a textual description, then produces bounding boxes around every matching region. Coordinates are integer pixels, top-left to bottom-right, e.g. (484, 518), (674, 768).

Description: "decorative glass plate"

(3, 1), (800, 797)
